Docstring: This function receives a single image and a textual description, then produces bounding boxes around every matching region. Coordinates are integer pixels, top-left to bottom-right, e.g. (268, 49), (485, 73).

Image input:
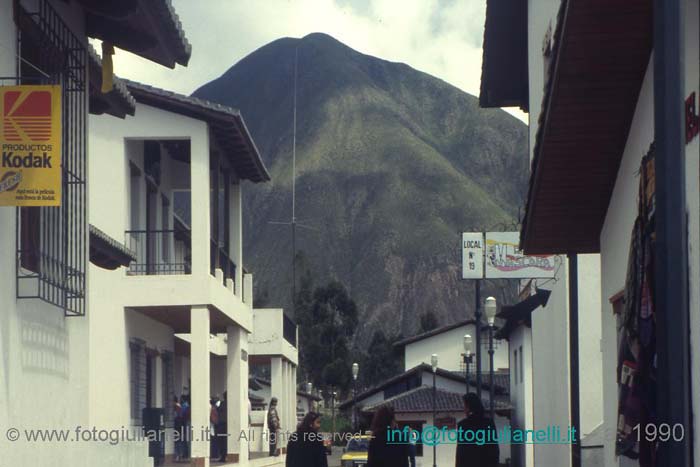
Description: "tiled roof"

(123, 80), (271, 183)
(338, 363), (471, 410)
(363, 386), (511, 414)
(89, 224), (136, 270)
(450, 370), (510, 396)
(87, 44), (136, 118)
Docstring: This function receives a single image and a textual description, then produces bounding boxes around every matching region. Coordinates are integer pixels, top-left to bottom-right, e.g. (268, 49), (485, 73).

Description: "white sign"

(484, 232), (556, 279)
(461, 232), (484, 279)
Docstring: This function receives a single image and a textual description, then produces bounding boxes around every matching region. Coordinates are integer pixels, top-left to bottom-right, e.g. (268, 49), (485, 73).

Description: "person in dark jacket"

(367, 405), (409, 467)
(455, 393), (499, 467)
(285, 411), (328, 467)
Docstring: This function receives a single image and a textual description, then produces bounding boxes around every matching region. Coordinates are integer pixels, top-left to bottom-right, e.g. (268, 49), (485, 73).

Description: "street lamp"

(485, 296), (497, 421)
(331, 390), (337, 435)
(463, 334), (473, 395)
(431, 354), (438, 467)
(352, 362), (359, 431)
(306, 382), (313, 412)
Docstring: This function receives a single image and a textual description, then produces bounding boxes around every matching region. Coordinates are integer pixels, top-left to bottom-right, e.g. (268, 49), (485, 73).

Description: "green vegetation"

(194, 32), (528, 347)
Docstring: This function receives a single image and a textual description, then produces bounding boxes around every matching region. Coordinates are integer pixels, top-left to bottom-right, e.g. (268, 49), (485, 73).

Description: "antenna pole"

(292, 46), (299, 308)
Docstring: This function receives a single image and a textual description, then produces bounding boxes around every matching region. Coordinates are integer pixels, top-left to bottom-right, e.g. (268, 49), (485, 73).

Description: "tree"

(296, 280), (359, 393)
(359, 329), (403, 389)
(419, 311), (440, 333)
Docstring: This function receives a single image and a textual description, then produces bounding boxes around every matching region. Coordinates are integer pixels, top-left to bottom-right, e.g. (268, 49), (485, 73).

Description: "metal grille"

(162, 350), (175, 427)
(15, 0), (87, 316)
(130, 339), (146, 425)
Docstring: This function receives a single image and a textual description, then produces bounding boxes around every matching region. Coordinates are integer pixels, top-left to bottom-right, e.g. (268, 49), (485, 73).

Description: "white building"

(395, 319), (510, 374)
(0, 1), (191, 466)
(340, 363), (511, 466)
(481, 1), (699, 467)
(87, 79), (299, 466)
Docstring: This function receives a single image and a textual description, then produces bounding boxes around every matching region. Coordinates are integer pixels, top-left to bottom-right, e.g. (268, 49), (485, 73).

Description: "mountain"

(193, 33), (528, 345)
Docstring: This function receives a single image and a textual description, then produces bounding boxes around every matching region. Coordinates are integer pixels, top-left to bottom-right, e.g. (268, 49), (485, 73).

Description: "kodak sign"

(0, 85), (61, 206)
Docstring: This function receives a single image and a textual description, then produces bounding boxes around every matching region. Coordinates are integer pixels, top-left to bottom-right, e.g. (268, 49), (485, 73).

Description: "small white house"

(341, 363), (511, 466)
(395, 319), (510, 374)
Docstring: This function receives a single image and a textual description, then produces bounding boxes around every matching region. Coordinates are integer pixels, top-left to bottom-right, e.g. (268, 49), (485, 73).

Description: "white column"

(190, 133), (211, 277)
(292, 365), (297, 425)
(154, 355), (164, 408)
(270, 357), (283, 449)
(190, 306), (211, 466)
(226, 325), (249, 463)
(230, 182), (243, 296)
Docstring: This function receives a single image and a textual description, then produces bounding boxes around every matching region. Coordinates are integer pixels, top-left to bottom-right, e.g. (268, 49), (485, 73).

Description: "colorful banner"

(485, 232), (556, 279)
(0, 85), (61, 206)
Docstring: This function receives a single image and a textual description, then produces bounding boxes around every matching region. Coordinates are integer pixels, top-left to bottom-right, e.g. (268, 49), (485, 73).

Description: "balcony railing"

(126, 229), (191, 275)
(210, 239), (236, 288)
(283, 314), (297, 347)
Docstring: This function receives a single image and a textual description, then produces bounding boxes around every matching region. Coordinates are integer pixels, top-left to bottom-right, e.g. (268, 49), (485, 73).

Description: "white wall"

(404, 323), (509, 372)
(527, 0), (562, 162)
(599, 57), (654, 467)
(509, 325), (534, 467)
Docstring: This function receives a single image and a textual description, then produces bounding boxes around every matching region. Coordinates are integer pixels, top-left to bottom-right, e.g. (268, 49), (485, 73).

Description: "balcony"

(125, 228), (191, 275)
(249, 308), (299, 366)
(210, 239), (236, 288)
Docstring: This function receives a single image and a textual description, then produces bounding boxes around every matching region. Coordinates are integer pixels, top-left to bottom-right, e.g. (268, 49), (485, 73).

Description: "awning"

(89, 224), (135, 270)
(521, 0), (652, 254)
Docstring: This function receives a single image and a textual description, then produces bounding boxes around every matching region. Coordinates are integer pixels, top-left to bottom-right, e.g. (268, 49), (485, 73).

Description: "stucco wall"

(404, 323), (509, 372)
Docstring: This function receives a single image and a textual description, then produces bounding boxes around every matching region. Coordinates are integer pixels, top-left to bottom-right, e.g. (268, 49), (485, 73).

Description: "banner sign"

(0, 85), (61, 206)
(484, 232), (556, 279)
(461, 232), (484, 279)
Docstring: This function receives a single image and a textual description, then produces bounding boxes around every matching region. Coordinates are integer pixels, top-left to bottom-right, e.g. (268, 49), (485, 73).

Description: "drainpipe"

(568, 254), (580, 467)
(654, 1), (693, 466)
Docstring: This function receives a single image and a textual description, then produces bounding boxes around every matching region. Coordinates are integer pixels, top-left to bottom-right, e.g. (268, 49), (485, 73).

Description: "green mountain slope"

(193, 33), (528, 343)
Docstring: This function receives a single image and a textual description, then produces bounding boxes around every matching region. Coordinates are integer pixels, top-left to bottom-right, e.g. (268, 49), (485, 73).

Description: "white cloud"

(107, 0), (527, 122)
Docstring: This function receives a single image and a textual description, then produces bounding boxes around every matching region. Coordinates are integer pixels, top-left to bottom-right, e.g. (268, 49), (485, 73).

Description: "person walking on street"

(216, 391), (228, 462)
(455, 393), (499, 467)
(367, 405), (408, 467)
(285, 411), (328, 467)
(268, 397), (281, 456)
(408, 427), (417, 467)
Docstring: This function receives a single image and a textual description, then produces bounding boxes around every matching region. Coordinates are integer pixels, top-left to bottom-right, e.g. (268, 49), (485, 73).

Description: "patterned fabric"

(616, 145), (657, 467)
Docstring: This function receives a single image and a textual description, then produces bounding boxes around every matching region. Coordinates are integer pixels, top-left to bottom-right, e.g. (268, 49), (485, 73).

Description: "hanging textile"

(616, 143), (657, 467)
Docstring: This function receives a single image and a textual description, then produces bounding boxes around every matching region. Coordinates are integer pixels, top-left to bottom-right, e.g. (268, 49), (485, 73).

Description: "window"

(129, 163), (142, 231)
(161, 195), (170, 262)
(130, 339), (147, 425)
(15, 0), (87, 316)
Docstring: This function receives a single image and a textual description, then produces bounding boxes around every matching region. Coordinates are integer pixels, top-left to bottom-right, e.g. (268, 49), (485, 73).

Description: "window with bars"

(130, 339), (147, 425)
(161, 350), (175, 427)
(15, 0), (87, 317)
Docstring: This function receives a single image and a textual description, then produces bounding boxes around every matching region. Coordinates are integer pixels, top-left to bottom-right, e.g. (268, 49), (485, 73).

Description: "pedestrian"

(181, 395), (191, 461)
(210, 397), (220, 459)
(268, 397), (281, 456)
(216, 392), (228, 462)
(408, 427), (417, 467)
(285, 411), (328, 467)
(173, 396), (185, 462)
(367, 405), (409, 467)
(455, 393), (499, 467)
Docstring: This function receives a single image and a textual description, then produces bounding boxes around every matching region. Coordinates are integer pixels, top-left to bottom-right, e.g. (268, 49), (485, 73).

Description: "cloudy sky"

(109, 0), (526, 121)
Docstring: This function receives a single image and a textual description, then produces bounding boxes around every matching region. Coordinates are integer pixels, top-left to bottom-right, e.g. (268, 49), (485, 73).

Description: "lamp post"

(485, 296), (497, 421)
(463, 334), (473, 396)
(306, 382), (313, 412)
(331, 390), (337, 435)
(352, 362), (359, 431)
(431, 354), (438, 467)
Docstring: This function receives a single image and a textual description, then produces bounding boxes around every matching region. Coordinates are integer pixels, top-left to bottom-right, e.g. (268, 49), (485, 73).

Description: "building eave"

(520, 0), (652, 255)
